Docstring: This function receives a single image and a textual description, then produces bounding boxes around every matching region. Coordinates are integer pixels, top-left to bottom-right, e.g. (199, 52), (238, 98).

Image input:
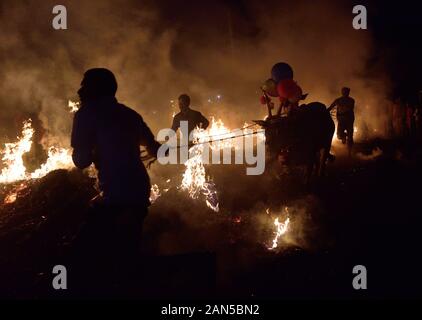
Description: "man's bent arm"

(201, 113), (210, 129)
(327, 100), (337, 112)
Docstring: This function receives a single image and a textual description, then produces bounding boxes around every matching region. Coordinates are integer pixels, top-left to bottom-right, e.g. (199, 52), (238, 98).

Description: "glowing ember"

(149, 184), (161, 204)
(355, 147), (383, 161)
(4, 191), (17, 204)
(170, 100), (177, 118)
(233, 216), (241, 223)
(3, 182), (28, 204)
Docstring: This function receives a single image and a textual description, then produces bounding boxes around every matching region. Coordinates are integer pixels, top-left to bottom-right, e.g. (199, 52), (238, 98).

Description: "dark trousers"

(337, 114), (354, 147)
(71, 203), (147, 297)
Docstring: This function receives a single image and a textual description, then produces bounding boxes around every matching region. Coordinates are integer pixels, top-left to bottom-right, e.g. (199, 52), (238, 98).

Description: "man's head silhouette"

(178, 94), (191, 113)
(78, 68), (118, 103)
(341, 87), (350, 97)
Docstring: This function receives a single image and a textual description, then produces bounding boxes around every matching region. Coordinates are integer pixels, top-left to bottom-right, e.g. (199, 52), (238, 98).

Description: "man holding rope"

(171, 94), (210, 139)
(71, 68), (161, 296)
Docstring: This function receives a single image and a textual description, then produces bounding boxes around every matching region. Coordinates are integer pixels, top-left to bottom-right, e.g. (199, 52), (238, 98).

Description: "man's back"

(333, 96), (355, 115)
(71, 98), (157, 206)
(172, 108), (209, 136)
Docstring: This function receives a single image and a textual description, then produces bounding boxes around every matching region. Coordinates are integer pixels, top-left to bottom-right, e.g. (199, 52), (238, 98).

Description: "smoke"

(355, 146), (383, 160)
(142, 160), (331, 256)
(0, 0), (173, 145)
(0, 0), (390, 148)
(0, 1), (390, 247)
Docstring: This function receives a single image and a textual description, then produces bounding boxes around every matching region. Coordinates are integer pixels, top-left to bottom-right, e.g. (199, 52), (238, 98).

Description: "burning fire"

(179, 118), (263, 212)
(0, 120), (34, 184)
(180, 117), (240, 212)
(268, 207), (290, 250)
(149, 183), (161, 204)
(30, 147), (73, 179)
(1, 108), (296, 253)
(1, 114), (261, 215)
(3, 183), (29, 204)
(181, 134), (219, 212)
(0, 120), (74, 187)
(1, 117), (228, 209)
(4, 191), (17, 204)
(68, 100), (80, 113)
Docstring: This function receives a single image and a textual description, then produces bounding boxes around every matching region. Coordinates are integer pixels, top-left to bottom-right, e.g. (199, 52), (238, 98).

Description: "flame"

(179, 118), (263, 212)
(149, 183), (161, 204)
(269, 217), (290, 250)
(203, 182), (219, 212)
(68, 100), (80, 113)
(4, 191), (17, 204)
(180, 117), (236, 212)
(0, 120), (34, 184)
(30, 147), (74, 179)
(0, 120), (75, 186)
(268, 207), (290, 250)
(181, 141), (220, 211)
(0, 116), (257, 213)
(3, 182), (28, 204)
(205, 118), (234, 149)
(181, 144), (207, 197)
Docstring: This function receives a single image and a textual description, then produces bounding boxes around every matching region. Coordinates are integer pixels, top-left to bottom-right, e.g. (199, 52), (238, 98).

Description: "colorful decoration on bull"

(259, 95), (271, 105)
(261, 78), (278, 97)
(271, 62), (294, 83)
(259, 62), (304, 112)
(277, 79), (303, 104)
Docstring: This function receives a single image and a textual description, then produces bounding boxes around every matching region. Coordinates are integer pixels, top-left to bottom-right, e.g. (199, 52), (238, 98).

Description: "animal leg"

(318, 148), (329, 177)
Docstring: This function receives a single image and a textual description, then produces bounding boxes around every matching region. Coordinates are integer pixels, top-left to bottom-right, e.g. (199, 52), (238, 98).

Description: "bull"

(254, 102), (335, 186)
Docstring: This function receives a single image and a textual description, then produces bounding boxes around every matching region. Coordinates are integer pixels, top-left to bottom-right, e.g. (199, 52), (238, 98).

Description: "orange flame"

(0, 120), (74, 186)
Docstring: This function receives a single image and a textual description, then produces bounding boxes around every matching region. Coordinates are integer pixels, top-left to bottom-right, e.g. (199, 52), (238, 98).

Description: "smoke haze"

(0, 0), (390, 147)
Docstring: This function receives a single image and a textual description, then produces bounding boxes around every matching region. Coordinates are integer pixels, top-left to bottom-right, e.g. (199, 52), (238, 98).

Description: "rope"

(141, 123), (263, 156)
(193, 123), (258, 140)
(169, 130), (264, 149)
